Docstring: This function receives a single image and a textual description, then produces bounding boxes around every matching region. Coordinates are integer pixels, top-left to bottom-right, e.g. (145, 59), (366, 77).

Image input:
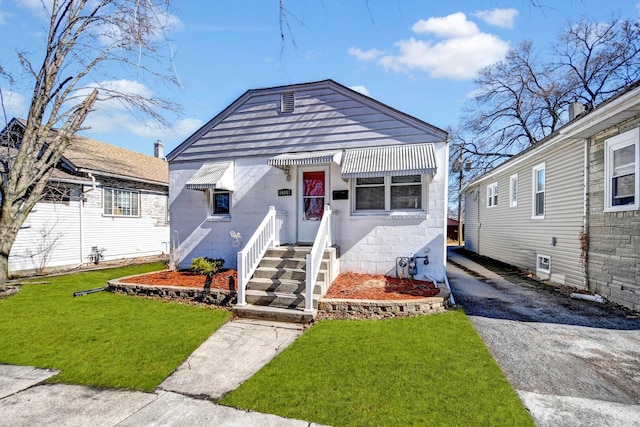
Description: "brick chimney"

(154, 140), (164, 158)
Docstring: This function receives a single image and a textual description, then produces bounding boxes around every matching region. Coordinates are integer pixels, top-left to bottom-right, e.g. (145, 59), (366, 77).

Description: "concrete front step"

(259, 256), (330, 271)
(245, 289), (318, 310)
(253, 266), (326, 282)
(247, 277), (322, 294)
(233, 304), (316, 323)
(264, 246), (334, 260)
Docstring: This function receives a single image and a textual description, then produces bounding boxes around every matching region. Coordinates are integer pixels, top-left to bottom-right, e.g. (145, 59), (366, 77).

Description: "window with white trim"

(532, 163), (545, 218)
(209, 190), (231, 216)
(537, 254), (551, 273)
(605, 128), (639, 211)
(487, 182), (498, 208)
(354, 175), (424, 212)
(103, 188), (139, 216)
(509, 174), (518, 207)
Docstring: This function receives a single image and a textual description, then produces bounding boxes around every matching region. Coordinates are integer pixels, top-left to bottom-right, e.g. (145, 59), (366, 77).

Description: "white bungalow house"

(462, 81), (640, 312)
(1, 118), (170, 277)
(167, 80), (450, 320)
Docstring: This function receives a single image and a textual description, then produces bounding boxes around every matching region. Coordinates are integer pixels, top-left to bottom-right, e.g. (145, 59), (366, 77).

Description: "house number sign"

(278, 189), (292, 197)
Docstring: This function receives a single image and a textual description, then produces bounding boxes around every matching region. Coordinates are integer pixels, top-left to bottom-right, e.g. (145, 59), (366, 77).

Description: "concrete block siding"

(588, 116), (640, 311)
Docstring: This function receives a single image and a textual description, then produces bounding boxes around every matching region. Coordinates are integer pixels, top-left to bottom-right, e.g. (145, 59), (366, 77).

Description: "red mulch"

(324, 272), (439, 300)
(120, 269), (236, 290)
(121, 270), (439, 300)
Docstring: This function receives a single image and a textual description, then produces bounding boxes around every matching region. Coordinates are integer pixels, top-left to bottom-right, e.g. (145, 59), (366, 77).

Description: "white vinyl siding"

(604, 128), (639, 211)
(463, 140), (585, 289)
(532, 164), (545, 218)
(509, 174), (518, 207)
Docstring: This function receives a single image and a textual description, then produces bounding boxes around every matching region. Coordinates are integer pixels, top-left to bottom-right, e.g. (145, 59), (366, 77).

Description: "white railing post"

(304, 205), (332, 313)
(236, 206), (278, 307)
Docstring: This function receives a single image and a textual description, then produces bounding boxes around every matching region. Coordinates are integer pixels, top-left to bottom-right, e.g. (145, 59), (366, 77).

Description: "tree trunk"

(0, 239), (13, 291)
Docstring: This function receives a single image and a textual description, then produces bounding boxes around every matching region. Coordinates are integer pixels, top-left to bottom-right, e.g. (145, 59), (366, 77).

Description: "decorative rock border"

(317, 289), (451, 319)
(108, 275), (234, 306)
(108, 273), (452, 319)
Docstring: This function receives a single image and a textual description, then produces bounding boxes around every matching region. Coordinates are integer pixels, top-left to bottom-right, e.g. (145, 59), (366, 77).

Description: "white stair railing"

(305, 205), (332, 313)
(237, 206), (281, 307)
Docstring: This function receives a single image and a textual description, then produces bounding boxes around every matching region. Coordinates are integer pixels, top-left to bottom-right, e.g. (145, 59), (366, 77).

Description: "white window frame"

(536, 254), (551, 274)
(604, 128), (639, 212)
(208, 190), (232, 219)
(487, 182), (498, 208)
(532, 163), (545, 219)
(352, 174), (426, 213)
(103, 187), (140, 217)
(509, 174), (518, 207)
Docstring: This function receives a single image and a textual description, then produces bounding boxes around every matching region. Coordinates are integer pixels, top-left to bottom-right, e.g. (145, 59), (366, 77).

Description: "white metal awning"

(341, 143), (437, 179)
(268, 150), (343, 167)
(185, 161), (234, 190)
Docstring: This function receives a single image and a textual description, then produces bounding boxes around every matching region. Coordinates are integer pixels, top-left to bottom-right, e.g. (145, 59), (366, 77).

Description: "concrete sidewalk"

(0, 319), (328, 427)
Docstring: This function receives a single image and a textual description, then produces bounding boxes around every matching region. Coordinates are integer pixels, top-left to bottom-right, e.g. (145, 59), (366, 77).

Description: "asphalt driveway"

(447, 248), (640, 427)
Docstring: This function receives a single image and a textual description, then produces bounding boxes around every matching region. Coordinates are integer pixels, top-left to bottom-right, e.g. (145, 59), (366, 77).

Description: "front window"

(103, 188), (139, 216)
(532, 164), (545, 218)
(210, 191), (231, 216)
(354, 174), (424, 212)
(605, 128), (639, 211)
(487, 182), (498, 208)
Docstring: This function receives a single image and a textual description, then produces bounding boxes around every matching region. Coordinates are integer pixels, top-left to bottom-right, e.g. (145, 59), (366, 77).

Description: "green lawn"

(220, 311), (534, 427)
(0, 263), (231, 391)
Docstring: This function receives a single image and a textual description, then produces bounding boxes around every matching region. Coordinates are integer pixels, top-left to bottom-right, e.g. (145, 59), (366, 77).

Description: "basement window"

(281, 91), (295, 113)
(536, 254), (551, 274)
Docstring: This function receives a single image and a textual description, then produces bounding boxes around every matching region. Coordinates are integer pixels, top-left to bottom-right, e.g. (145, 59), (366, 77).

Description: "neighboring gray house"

(1, 118), (170, 276)
(462, 82), (640, 311)
(167, 80), (450, 319)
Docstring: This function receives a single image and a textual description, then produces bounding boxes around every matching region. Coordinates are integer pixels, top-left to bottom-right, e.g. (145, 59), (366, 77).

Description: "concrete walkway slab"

(117, 390), (328, 427)
(0, 364), (58, 399)
(159, 319), (303, 400)
(0, 383), (160, 427)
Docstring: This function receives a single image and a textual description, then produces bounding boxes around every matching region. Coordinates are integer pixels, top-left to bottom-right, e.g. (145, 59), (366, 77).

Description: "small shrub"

(189, 257), (224, 275)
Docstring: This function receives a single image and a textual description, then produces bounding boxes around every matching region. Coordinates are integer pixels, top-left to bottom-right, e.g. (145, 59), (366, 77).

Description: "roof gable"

(168, 79), (448, 163)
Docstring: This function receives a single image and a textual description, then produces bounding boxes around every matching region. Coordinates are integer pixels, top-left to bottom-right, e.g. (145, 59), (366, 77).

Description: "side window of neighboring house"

(487, 182), (498, 208)
(532, 163), (545, 218)
(354, 175), (424, 212)
(103, 188), (139, 216)
(605, 128), (639, 211)
(509, 174), (518, 207)
(209, 190), (231, 216)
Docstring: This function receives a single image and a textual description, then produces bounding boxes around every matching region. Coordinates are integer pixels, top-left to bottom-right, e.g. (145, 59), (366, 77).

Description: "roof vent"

(281, 91), (295, 113)
(568, 102), (585, 121)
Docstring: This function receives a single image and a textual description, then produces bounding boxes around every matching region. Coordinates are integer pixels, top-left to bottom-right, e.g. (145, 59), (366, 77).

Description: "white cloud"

(412, 12), (479, 38)
(473, 8), (519, 29)
(348, 47), (385, 61)
(0, 89), (27, 119)
(349, 85), (370, 97)
(350, 12), (509, 80)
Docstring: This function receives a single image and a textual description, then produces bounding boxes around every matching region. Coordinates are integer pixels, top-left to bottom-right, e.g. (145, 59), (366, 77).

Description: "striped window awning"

(341, 143), (437, 179)
(268, 150), (343, 167)
(185, 161), (234, 190)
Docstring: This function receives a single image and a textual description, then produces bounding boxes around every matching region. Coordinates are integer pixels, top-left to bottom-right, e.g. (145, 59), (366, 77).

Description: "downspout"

(443, 133), (451, 280)
(581, 139), (590, 289)
(79, 173), (97, 265)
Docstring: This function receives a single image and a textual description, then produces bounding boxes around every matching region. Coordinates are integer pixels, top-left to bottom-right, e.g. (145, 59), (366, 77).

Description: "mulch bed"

(121, 269), (439, 300)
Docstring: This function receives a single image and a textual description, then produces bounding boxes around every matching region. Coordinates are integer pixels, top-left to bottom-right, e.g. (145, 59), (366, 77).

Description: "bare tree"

(553, 16), (640, 109)
(0, 0), (179, 289)
(459, 16), (640, 172)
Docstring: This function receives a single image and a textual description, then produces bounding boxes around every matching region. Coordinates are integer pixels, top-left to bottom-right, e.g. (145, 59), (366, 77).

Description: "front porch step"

(245, 289), (318, 310)
(259, 256), (330, 270)
(247, 277), (322, 294)
(253, 266), (326, 282)
(233, 304), (316, 323)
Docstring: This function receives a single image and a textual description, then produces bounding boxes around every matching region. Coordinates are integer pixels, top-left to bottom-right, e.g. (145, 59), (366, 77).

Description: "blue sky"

(1, 0), (639, 156)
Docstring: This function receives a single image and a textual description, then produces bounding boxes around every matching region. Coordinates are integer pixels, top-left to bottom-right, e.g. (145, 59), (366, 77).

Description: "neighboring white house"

(462, 81), (640, 312)
(167, 80), (450, 317)
(1, 118), (170, 277)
